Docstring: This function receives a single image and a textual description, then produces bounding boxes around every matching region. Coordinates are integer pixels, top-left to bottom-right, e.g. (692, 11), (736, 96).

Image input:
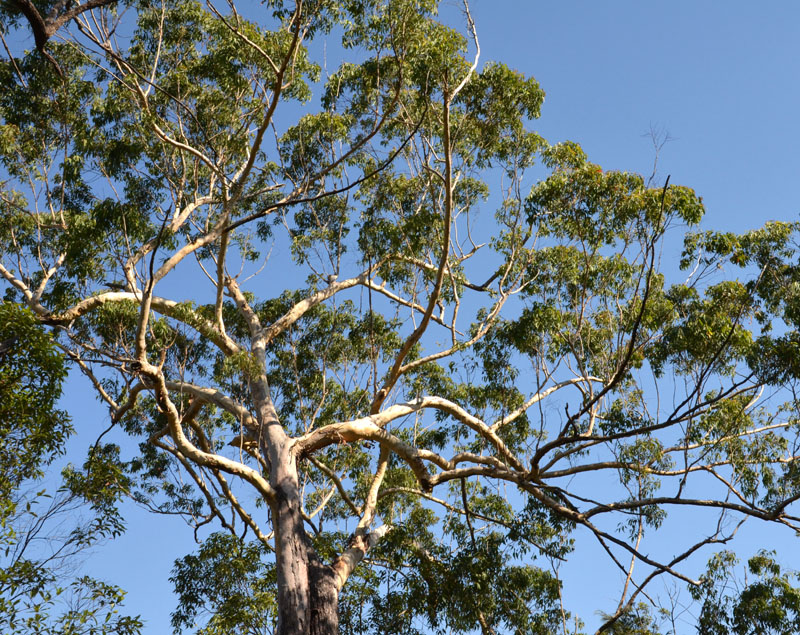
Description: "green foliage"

(0, 305), (140, 633)
(0, 572), (142, 635)
(336, 507), (566, 635)
(171, 533), (277, 635)
(692, 551), (800, 635)
(0, 302), (69, 497)
(598, 603), (663, 635)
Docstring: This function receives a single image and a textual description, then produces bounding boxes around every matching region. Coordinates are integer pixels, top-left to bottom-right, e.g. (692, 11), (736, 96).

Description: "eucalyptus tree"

(3, 1), (800, 633)
(0, 303), (141, 634)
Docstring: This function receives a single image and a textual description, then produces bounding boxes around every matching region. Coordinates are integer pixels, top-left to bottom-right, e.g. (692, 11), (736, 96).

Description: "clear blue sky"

(39, 1), (800, 633)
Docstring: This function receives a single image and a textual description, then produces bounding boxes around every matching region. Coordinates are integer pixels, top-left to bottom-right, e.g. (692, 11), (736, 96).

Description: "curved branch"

(583, 495), (789, 523)
(40, 292), (240, 355)
(295, 395), (525, 471)
(370, 85), (460, 414)
(164, 380), (257, 430)
(293, 414), (442, 489)
(143, 364), (277, 504)
(307, 456), (361, 517)
(490, 376), (603, 432)
(262, 265), (382, 345)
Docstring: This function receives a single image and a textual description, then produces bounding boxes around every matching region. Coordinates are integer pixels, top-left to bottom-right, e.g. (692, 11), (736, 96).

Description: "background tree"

(3, 1), (800, 633)
(0, 302), (141, 634)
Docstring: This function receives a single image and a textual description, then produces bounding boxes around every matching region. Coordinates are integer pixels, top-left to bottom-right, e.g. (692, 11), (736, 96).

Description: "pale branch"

(295, 416), (441, 489)
(356, 446), (390, 533)
(617, 513), (645, 615)
(188, 419), (275, 549)
(476, 611), (496, 635)
(206, 1), (280, 75)
(62, 347), (119, 411)
(427, 465), (516, 489)
(419, 396), (526, 471)
(140, 102), (223, 179)
(371, 82), (460, 415)
(143, 364), (277, 504)
(220, 93), (428, 237)
(39, 292), (240, 355)
(362, 277), (454, 330)
(0, 261), (37, 307)
(37, 290), (136, 321)
(214, 227), (230, 336)
(305, 486), (336, 522)
(154, 438), (238, 534)
(449, 0), (480, 100)
(543, 225), (663, 452)
(216, 471), (275, 549)
(226, 0), (304, 202)
(295, 395), (525, 472)
(150, 218), (231, 287)
(109, 186), (220, 286)
(111, 382), (147, 423)
(293, 401), (425, 451)
(261, 265), (382, 345)
(164, 380), (258, 430)
(392, 250), (493, 292)
(449, 452), (508, 470)
(31, 253), (65, 304)
(396, 288), (511, 376)
(143, 2), (166, 98)
(331, 524), (391, 592)
(490, 376), (603, 432)
(225, 274), (263, 339)
(170, 195), (216, 235)
(660, 420), (794, 454)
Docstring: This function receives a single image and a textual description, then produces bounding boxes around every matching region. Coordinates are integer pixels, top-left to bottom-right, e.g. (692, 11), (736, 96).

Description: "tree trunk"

(255, 382), (339, 633)
(309, 558), (339, 635)
(273, 492), (339, 635)
(272, 490), (340, 634)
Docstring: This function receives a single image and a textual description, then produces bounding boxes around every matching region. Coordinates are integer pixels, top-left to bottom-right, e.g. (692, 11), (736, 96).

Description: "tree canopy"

(0, 303), (141, 633)
(3, 1), (800, 633)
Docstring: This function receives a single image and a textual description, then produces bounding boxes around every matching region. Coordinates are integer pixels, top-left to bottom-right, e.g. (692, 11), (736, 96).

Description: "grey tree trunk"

(255, 378), (339, 634)
(273, 492), (339, 635)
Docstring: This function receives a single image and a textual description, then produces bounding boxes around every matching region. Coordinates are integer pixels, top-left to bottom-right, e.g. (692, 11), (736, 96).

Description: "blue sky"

(481, 1), (800, 233)
(22, 1), (800, 633)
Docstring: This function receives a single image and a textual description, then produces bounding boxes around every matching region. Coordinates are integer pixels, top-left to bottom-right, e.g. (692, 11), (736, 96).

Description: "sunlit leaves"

(7, 0), (800, 632)
(0, 302), (69, 497)
(171, 533), (277, 635)
(693, 551), (800, 635)
(0, 308), (139, 634)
